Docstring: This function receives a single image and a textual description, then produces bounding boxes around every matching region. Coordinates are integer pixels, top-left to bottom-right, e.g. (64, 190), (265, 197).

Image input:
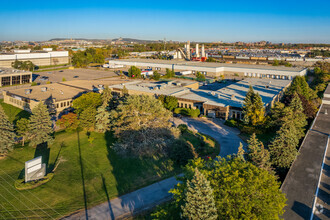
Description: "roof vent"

(231, 94), (235, 100)
(60, 90), (64, 95)
(41, 87), (47, 92)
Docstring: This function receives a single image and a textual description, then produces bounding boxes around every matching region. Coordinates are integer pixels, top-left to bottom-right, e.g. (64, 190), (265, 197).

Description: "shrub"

(31, 82), (38, 86)
(174, 108), (181, 114)
(15, 173), (54, 190)
(175, 108), (200, 118)
(224, 119), (238, 127)
(178, 124), (189, 134)
(168, 140), (198, 165)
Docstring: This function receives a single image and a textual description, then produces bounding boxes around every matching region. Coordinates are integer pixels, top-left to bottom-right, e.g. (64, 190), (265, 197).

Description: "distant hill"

(49, 38), (163, 43)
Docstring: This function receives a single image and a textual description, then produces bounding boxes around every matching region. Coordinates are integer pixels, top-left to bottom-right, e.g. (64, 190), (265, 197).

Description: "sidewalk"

(63, 176), (180, 220)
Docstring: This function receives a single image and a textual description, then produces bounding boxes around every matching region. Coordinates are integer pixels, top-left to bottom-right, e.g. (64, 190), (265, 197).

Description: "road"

(63, 117), (245, 220)
(171, 117), (246, 157)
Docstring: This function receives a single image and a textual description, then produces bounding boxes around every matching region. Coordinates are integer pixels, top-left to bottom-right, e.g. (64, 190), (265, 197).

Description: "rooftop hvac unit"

(25, 89), (31, 95)
(167, 81), (172, 85)
(41, 87), (47, 92)
(60, 90), (64, 95)
(231, 94), (235, 100)
(176, 83), (181, 86)
(218, 94), (221, 99)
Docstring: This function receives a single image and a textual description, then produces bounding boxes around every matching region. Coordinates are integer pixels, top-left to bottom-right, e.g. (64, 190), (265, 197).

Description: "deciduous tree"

(16, 118), (29, 146)
(110, 95), (178, 156)
(172, 157), (287, 219)
(72, 92), (102, 114)
(57, 113), (79, 132)
(128, 66), (141, 78)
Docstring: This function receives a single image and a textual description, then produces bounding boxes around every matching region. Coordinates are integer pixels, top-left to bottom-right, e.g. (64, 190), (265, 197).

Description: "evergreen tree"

(28, 102), (53, 147)
(16, 118), (30, 146)
(0, 105), (15, 154)
(242, 86), (265, 125)
(101, 87), (112, 106)
(286, 76), (317, 101)
(246, 133), (272, 172)
(122, 85), (128, 96)
(269, 121), (299, 169)
(242, 86), (254, 124)
(237, 142), (246, 161)
(286, 93), (307, 140)
(181, 168), (218, 220)
(95, 105), (110, 133)
(79, 107), (97, 130)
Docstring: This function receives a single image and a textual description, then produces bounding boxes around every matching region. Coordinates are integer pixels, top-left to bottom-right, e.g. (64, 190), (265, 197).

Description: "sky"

(1, 0), (330, 43)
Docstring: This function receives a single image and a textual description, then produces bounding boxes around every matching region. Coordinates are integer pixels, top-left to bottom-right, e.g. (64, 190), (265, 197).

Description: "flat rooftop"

(281, 103), (330, 220)
(109, 78), (291, 108)
(178, 78), (291, 107)
(0, 68), (32, 76)
(6, 79), (130, 102)
(112, 58), (305, 72)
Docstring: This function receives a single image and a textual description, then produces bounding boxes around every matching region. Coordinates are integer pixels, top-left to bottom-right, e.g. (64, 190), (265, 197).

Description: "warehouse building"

(0, 50), (69, 68)
(3, 77), (290, 119)
(109, 59), (307, 80)
(0, 68), (32, 87)
(109, 78), (291, 120)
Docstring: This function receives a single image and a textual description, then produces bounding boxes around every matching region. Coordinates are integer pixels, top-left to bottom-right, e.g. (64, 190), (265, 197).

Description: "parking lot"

(34, 68), (119, 84)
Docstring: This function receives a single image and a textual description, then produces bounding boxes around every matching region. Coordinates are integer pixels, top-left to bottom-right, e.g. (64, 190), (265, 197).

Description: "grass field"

(0, 127), (217, 219)
(0, 99), (30, 123)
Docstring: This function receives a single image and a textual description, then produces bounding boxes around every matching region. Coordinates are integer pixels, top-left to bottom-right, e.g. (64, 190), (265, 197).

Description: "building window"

(12, 76), (20, 85)
(1, 76), (11, 86)
(56, 103), (59, 108)
(61, 102), (63, 107)
(67, 101), (70, 106)
(22, 74), (31, 84)
(185, 104), (187, 108)
(189, 104), (191, 109)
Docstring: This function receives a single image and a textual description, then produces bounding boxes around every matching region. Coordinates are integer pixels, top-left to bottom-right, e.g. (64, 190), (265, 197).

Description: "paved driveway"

(172, 117), (246, 157)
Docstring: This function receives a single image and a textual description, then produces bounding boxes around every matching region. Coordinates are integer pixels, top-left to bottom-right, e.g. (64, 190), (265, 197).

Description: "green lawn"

(0, 99), (30, 123)
(0, 128), (216, 219)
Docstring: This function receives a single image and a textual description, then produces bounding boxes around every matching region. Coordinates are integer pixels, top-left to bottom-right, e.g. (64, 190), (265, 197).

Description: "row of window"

(1, 75), (31, 87)
(56, 100), (72, 109)
(9, 97), (25, 107)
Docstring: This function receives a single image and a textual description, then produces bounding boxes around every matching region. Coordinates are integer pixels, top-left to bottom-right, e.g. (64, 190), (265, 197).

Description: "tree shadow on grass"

(17, 142), (50, 179)
(103, 130), (179, 217)
(76, 130), (88, 219)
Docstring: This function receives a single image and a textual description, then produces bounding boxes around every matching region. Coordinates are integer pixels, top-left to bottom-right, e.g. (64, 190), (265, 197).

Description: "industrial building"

(0, 50), (69, 68)
(109, 59), (307, 80)
(3, 75), (290, 119)
(0, 68), (32, 87)
(109, 78), (291, 119)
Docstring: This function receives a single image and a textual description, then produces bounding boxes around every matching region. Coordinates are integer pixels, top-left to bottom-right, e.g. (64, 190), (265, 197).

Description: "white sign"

(25, 156), (42, 173)
(25, 156), (45, 182)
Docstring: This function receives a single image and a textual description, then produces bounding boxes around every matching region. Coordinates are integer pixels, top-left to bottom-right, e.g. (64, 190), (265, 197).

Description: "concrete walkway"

(63, 118), (245, 220)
